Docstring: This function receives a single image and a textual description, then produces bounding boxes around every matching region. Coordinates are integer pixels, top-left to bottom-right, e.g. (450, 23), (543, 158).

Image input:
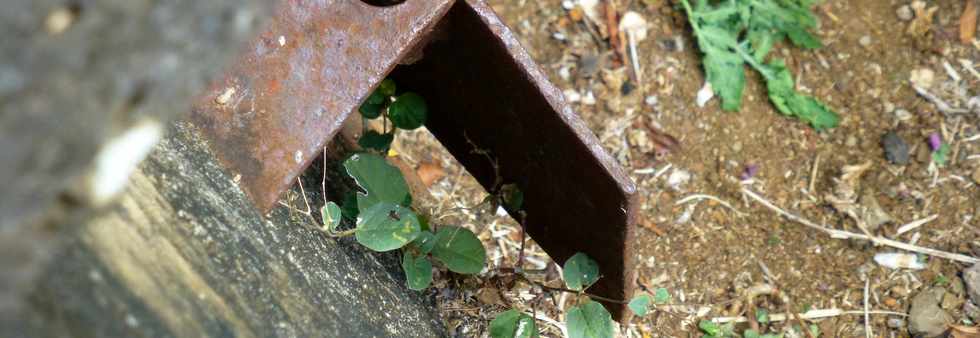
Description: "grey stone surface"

(7, 123), (445, 337)
(908, 287), (951, 338)
(966, 264), (980, 306)
(0, 0), (270, 322)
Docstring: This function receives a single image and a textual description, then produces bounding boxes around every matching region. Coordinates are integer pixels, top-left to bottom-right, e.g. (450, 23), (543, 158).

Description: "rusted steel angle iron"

(190, 0), (639, 320)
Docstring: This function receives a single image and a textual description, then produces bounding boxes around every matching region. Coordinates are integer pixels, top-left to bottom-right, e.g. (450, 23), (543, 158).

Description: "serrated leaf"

(653, 287), (670, 304)
(409, 231), (436, 255)
(321, 201), (342, 232)
(343, 153), (411, 211)
(699, 320), (722, 336)
(431, 226), (486, 274)
(378, 79), (397, 97)
(763, 60), (839, 130)
(563, 252), (600, 291)
(355, 202), (420, 252)
(402, 251), (432, 290)
(490, 309), (539, 338)
(933, 143), (950, 166)
(388, 92), (427, 130)
(566, 300), (613, 338)
(628, 294), (652, 316)
(357, 130), (394, 152)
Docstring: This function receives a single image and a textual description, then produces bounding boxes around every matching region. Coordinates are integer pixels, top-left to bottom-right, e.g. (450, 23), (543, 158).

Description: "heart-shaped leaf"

(490, 309), (539, 338)
(628, 294), (652, 316)
(401, 251), (432, 290)
(358, 130), (394, 152)
(343, 153), (411, 211)
(409, 231), (437, 255)
(566, 300), (613, 338)
(355, 202), (420, 252)
(378, 78), (397, 97)
(431, 226), (486, 274)
(563, 252), (600, 291)
(388, 92), (427, 130)
(359, 90), (386, 119)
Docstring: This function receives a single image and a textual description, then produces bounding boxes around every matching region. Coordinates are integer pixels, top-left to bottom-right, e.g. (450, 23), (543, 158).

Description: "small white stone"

(896, 5), (914, 21)
(859, 35), (872, 46)
(645, 95), (659, 107)
(294, 150), (303, 164)
(696, 81), (714, 107)
(278, 35), (286, 46)
(563, 89), (582, 103)
(909, 68), (935, 89)
(582, 91), (596, 105)
(666, 169), (691, 191)
(215, 86), (236, 105)
(561, 0), (575, 10)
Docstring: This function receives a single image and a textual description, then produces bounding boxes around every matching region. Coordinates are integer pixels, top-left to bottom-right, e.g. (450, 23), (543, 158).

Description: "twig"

(741, 188), (980, 264)
(809, 154), (820, 193)
(895, 214), (938, 236)
(675, 194), (746, 216)
(863, 278), (872, 338)
(912, 85), (970, 115)
(711, 308), (907, 323)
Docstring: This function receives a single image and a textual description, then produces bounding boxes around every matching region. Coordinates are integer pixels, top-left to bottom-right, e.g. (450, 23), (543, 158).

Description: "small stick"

(742, 188), (980, 264)
(863, 278), (872, 338)
(912, 85), (970, 115)
(710, 309), (906, 324)
(809, 155), (820, 193)
(675, 194), (745, 216)
(895, 214), (938, 236)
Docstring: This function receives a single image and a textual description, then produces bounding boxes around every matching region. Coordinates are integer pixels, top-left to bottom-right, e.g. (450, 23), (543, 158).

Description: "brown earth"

(382, 0), (980, 337)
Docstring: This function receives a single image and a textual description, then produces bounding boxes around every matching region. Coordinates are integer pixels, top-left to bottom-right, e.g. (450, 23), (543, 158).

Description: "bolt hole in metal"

(360, 0), (406, 7)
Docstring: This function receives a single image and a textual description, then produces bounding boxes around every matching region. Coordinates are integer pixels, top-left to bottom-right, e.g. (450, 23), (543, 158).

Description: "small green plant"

(330, 79), (677, 337)
(680, 0), (839, 130)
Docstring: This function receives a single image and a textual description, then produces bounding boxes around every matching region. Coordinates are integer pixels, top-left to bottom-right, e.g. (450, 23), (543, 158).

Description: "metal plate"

(190, 0), (454, 211)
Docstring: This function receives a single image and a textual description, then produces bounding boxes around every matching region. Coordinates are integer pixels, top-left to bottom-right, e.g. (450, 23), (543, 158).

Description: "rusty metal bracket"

(190, 0), (638, 320)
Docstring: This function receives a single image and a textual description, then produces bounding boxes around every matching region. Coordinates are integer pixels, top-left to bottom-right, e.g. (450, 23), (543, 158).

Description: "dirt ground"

(385, 0), (980, 337)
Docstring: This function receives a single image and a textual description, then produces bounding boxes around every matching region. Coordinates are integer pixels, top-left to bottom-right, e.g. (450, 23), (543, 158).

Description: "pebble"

(846, 135), (858, 147)
(909, 287), (953, 338)
(732, 141), (742, 152)
(859, 35), (872, 47)
(582, 91), (596, 105)
(887, 317), (906, 329)
(966, 264), (980, 305)
(910, 68), (935, 89)
(971, 166), (980, 185)
(897, 4), (914, 21)
(882, 131), (910, 165)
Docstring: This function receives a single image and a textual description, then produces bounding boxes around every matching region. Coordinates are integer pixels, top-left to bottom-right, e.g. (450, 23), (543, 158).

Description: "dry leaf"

(908, 1), (938, 36)
(416, 162), (445, 188)
(961, 0), (978, 43)
(950, 324), (980, 338)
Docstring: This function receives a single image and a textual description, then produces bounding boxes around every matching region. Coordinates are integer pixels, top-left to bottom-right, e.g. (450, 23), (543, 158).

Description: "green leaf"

(355, 202), (420, 252)
(378, 79), (397, 97)
(763, 60), (839, 130)
(357, 130), (394, 152)
(359, 91), (386, 119)
(566, 300), (613, 338)
(563, 252), (600, 291)
(653, 287), (670, 304)
(932, 143), (950, 166)
(699, 320), (722, 336)
(388, 92), (427, 130)
(489, 309), (539, 338)
(343, 153), (411, 211)
(500, 183), (524, 213)
(402, 251), (432, 290)
(409, 231), (436, 255)
(756, 308), (770, 324)
(431, 226), (486, 274)
(340, 192), (359, 220)
(628, 294), (652, 316)
(744, 330), (761, 338)
(320, 202), (342, 232)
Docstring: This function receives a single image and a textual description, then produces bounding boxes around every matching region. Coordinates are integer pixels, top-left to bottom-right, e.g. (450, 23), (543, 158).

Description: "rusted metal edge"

(390, 0), (639, 320)
(189, 0), (454, 212)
